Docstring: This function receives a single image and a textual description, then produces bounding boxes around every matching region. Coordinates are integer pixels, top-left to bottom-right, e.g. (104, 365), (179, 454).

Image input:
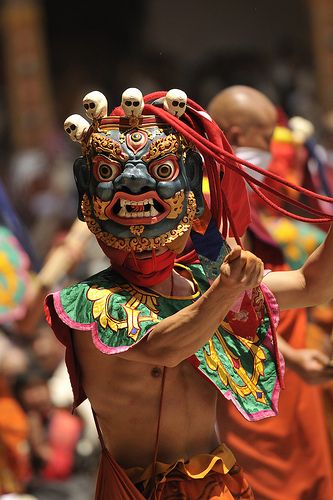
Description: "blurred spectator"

(0, 330), (29, 384)
(0, 201), (34, 495)
(31, 325), (99, 452)
(12, 367), (94, 500)
(208, 85), (333, 499)
(0, 376), (30, 495)
(8, 149), (76, 261)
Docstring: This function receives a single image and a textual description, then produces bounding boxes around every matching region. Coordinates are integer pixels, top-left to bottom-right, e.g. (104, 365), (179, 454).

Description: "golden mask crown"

(64, 87), (188, 151)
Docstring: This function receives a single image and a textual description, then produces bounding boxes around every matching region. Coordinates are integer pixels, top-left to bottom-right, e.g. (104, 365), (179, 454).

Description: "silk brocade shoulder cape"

(44, 261), (282, 422)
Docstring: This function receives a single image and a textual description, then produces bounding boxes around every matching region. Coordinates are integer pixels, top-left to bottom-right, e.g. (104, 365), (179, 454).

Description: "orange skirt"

(126, 444), (254, 499)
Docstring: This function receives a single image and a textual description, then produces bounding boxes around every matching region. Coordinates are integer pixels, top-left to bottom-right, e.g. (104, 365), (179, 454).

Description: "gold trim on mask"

(142, 134), (180, 162)
(129, 225), (144, 236)
(92, 197), (110, 220)
(88, 133), (129, 161)
(164, 190), (185, 219)
(180, 135), (194, 154)
(81, 192), (197, 252)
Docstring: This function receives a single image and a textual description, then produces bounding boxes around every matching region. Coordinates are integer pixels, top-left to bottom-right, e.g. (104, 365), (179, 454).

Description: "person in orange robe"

(208, 86), (333, 500)
(0, 376), (30, 495)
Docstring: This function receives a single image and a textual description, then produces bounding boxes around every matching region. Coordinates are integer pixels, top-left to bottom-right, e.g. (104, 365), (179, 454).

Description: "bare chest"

(73, 331), (218, 466)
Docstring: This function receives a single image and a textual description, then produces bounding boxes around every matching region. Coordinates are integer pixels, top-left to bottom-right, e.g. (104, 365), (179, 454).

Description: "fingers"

(312, 350), (331, 366)
(296, 349), (333, 384)
(220, 247), (242, 279)
(221, 248), (264, 289)
(224, 245), (242, 263)
(241, 258), (264, 288)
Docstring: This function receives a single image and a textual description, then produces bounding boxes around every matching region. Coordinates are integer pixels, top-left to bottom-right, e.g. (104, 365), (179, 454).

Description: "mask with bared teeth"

(67, 88), (204, 263)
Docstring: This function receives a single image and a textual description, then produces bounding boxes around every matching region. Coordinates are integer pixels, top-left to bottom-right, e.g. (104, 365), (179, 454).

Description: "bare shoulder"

(72, 328), (100, 362)
(262, 268), (306, 310)
(71, 328), (118, 384)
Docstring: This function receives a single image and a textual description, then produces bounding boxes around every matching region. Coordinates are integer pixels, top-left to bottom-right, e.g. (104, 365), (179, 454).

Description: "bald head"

(207, 86), (277, 150)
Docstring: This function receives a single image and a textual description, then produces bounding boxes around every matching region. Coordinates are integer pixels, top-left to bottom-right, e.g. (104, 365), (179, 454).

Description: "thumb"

(224, 246), (242, 264)
(311, 350), (330, 366)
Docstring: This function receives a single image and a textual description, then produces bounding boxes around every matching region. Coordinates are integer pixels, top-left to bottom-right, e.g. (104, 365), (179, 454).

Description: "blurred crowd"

(0, 199), (105, 497)
(1, 7), (333, 496)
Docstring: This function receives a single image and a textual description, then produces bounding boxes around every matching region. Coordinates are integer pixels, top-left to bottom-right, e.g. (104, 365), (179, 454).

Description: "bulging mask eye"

(149, 157), (179, 181)
(98, 164), (114, 180)
(93, 156), (121, 182)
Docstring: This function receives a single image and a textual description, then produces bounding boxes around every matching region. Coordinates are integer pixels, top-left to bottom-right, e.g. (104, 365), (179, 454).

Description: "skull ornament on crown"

(64, 88), (205, 254)
(163, 89), (187, 117)
(121, 88), (145, 119)
(83, 91), (108, 121)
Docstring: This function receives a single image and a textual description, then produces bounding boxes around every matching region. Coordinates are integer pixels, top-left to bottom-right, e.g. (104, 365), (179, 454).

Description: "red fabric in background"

(218, 306), (333, 500)
(221, 166), (251, 237)
(42, 409), (82, 480)
(217, 234), (333, 500)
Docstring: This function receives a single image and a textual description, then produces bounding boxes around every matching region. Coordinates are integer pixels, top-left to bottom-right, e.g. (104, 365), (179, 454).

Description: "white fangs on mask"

(117, 198), (160, 218)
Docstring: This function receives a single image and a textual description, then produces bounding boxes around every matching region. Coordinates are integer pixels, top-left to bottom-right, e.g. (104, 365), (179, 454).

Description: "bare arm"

(278, 336), (333, 384)
(263, 224), (333, 310)
(121, 247), (263, 367)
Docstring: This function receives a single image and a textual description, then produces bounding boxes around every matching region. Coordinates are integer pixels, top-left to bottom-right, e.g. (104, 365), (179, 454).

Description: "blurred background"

(1, 0), (332, 260)
(1, 0), (333, 498)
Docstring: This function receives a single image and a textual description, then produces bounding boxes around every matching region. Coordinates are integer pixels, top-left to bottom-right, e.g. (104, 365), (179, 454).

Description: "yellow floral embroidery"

(87, 284), (160, 341)
(204, 328), (267, 403)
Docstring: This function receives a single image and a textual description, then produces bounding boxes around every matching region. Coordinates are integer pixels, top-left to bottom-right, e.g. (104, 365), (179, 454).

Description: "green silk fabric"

(59, 261), (281, 421)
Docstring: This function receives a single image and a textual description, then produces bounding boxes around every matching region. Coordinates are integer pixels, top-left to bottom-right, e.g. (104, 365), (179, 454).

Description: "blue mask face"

(74, 115), (204, 252)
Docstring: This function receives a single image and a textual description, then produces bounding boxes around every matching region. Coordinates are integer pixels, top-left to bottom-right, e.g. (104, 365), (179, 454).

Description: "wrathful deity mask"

(65, 88), (204, 254)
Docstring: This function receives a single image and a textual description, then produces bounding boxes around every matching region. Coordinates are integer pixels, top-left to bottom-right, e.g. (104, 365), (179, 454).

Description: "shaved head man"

(207, 85), (277, 151)
(208, 86), (333, 500)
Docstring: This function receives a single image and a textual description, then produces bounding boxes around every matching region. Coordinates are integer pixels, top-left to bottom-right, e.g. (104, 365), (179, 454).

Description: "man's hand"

(122, 246), (265, 366)
(287, 348), (333, 385)
(220, 246), (264, 291)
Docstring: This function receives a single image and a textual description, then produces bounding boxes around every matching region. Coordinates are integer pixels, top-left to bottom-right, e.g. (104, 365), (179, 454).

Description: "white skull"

(121, 88), (144, 117)
(289, 116), (314, 144)
(83, 91), (108, 120)
(163, 89), (187, 117)
(64, 114), (90, 143)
